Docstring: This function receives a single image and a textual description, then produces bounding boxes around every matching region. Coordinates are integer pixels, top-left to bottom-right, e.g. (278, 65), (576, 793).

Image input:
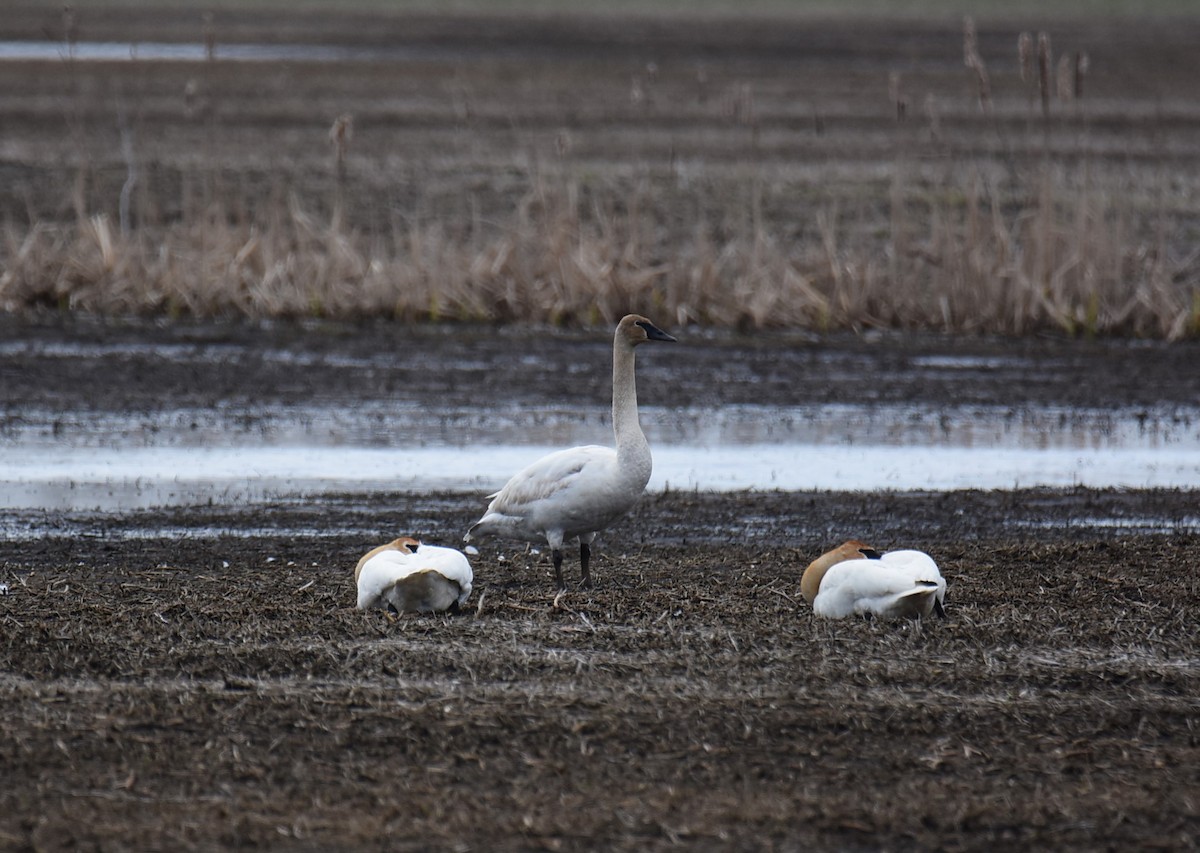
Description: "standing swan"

(801, 539), (947, 620)
(464, 314), (676, 588)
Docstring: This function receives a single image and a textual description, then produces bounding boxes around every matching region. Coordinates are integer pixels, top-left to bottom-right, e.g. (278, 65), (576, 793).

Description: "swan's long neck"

(800, 560), (830, 605)
(801, 552), (844, 604)
(612, 336), (650, 470)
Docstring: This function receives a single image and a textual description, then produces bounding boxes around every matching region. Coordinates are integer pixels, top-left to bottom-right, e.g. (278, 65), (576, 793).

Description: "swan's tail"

(889, 583), (941, 620)
(387, 570), (464, 614)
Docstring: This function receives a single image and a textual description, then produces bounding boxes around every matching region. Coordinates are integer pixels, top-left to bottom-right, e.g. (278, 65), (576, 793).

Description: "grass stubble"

(1, 492), (1198, 849)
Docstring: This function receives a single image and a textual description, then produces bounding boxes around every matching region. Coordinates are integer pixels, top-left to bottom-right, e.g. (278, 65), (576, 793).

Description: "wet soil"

(2, 5), (1200, 847)
(3, 313), (1199, 414)
(2, 315), (1199, 850)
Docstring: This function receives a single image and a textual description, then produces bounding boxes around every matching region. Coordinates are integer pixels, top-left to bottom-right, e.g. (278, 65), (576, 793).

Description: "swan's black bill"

(636, 320), (677, 342)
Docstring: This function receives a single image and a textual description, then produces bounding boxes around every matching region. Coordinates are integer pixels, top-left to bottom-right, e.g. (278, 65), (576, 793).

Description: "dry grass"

(3, 167), (1194, 337)
(1, 12), (1198, 337)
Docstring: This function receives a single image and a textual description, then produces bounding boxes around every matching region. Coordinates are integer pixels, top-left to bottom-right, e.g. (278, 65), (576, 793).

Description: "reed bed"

(1, 12), (1197, 337)
(3, 167), (1194, 338)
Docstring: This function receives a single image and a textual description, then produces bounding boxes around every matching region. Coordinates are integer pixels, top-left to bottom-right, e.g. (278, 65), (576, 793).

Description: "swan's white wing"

(878, 549), (940, 576)
(468, 445), (633, 543)
(880, 549), (946, 605)
(412, 544), (474, 605)
(487, 445), (616, 510)
(358, 546), (473, 610)
(813, 561), (939, 619)
(356, 549), (416, 610)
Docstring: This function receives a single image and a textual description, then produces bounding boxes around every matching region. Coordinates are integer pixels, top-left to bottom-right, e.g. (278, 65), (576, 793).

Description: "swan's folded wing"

(487, 445), (615, 511)
(882, 549), (947, 603)
(413, 544), (474, 603)
(357, 550), (418, 609)
(814, 562), (932, 618)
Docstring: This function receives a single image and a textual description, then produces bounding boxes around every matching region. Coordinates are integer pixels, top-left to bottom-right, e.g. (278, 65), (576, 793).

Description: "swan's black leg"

(552, 548), (565, 590)
(580, 542), (592, 588)
(934, 599), (947, 619)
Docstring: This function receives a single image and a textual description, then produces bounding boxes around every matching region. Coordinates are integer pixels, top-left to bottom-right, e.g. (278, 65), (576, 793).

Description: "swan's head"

(354, 535), (423, 582)
(800, 538), (879, 604)
(618, 314), (676, 346)
(388, 536), (422, 554)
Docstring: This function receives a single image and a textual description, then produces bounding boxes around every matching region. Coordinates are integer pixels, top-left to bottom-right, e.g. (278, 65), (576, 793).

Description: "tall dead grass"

(3, 166), (1194, 338)
(1, 23), (1196, 338)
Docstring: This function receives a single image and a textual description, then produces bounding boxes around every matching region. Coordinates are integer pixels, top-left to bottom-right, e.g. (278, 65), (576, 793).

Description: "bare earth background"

(2, 316), (1199, 850)
(2, 2), (1200, 851)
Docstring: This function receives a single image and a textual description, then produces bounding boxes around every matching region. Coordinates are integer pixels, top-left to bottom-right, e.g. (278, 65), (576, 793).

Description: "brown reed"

(0, 18), (1193, 340)
(1056, 54), (1074, 102)
(1037, 32), (1052, 119)
(1074, 52), (1089, 99)
(329, 113), (353, 230)
(1017, 32), (1034, 84)
(2, 161), (1193, 340)
(962, 17), (992, 114)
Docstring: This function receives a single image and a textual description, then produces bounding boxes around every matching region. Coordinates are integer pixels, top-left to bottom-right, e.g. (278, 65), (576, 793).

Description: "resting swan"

(355, 536), (473, 614)
(801, 539), (947, 620)
(464, 314), (676, 588)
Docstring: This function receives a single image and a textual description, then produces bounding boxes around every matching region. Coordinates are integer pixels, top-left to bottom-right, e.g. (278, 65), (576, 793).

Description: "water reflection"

(1, 403), (1198, 511)
(7, 402), (1197, 453)
(0, 40), (453, 63)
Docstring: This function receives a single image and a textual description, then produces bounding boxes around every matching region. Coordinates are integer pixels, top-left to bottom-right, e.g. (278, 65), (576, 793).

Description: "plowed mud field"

(2, 5), (1200, 849)
(2, 316), (1199, 851)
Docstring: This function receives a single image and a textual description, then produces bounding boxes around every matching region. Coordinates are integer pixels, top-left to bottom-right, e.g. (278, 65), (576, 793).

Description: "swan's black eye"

(404, 541), (420, 553)
(860, 548), (883, 559)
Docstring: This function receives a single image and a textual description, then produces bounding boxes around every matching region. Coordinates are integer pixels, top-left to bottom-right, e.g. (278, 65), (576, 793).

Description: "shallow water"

(3, 401), (1198, 512)
(2, 330), (1198, 513)
(0, 40), (470, 63)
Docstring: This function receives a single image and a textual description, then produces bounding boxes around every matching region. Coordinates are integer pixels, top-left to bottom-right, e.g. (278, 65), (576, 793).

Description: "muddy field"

(1, 316), (1199, 850)
(2, 5), (1200, 850)
(3, 491), (1200, 850)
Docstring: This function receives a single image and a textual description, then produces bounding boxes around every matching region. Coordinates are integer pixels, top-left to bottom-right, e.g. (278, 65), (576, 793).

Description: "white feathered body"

(813, 549), (946, 620)
(466, 443), (650, 547)
(356, 542), (473, 613)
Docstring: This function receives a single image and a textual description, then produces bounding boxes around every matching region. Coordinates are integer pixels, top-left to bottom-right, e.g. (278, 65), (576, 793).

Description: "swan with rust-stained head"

(464, 314), (676, 588)
(355, 536), (473, 614)
(801, 539), (947, 620)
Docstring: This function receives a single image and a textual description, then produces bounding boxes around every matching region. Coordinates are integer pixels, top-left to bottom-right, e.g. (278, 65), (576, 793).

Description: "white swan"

(464, 314), (676, 588)
(801, 539), (947, 620)
(355, 536), (474, 614)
